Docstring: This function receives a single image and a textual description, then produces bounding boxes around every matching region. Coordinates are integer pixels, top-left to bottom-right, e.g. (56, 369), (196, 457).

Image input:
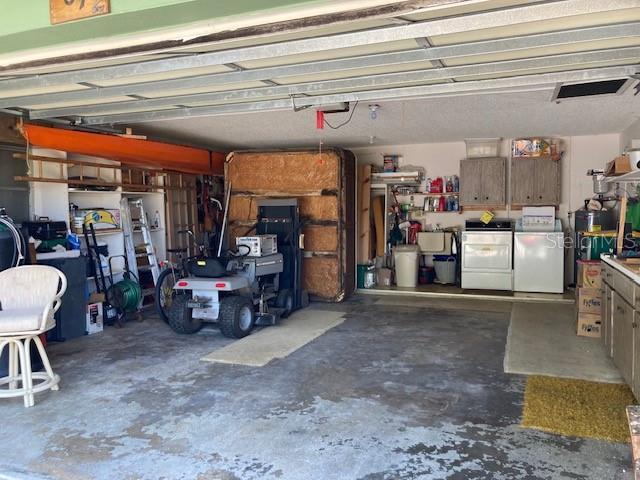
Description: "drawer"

(613, 269), (635, 305)
(602, 264), (614, 286)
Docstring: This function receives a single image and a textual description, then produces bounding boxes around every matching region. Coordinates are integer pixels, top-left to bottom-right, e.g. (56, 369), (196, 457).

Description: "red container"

(429, 177), (443, 193)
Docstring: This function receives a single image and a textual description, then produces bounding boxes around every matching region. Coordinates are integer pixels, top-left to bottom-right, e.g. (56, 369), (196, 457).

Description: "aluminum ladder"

(121, 198), (160, 303)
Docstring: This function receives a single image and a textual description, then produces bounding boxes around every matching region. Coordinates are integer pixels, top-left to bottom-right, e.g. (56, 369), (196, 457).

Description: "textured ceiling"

(131, 87), (640, 150)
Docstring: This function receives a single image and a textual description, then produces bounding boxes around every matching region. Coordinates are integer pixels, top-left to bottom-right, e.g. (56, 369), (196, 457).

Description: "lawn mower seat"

(187, 257), (227, 278)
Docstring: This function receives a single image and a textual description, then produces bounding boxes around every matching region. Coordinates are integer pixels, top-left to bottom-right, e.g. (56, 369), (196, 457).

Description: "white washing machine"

(513, 231), (564, 293)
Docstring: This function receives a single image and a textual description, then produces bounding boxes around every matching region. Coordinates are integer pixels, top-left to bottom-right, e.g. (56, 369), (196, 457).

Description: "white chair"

(0, 265), (67, 407)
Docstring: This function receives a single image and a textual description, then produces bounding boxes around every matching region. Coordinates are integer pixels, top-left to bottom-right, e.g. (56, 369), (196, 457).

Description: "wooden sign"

(50, 0), (110, 25)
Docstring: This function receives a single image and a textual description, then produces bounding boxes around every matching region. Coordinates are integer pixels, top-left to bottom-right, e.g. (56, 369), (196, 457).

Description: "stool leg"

(16, 340), (30, 408)
(8, 341), (18, 390)
(0, 339), (7, 382)
(23, 338), (35, 407)
(33, 336), (58, 391)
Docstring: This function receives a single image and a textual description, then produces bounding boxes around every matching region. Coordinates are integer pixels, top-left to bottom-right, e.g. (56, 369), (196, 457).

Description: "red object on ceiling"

(21, 124), (224, 175)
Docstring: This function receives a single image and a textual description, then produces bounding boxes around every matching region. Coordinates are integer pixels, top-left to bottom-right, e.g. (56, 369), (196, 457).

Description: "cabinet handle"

(539, 196), (543, 200)
(485, 196), (489, 200)
(474, 196), (478, 200)
(634, 322), (638, 328)
(526, 196), (530, 199)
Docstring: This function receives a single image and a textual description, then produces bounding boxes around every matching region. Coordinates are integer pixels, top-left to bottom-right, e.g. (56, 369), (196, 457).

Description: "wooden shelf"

(512, 154), (561, 161)
(121, 191), (164, 196)
(421, 210), (462, 214)
(399, 192), (459, 197)
(69, 189), (120, 194)
(76, 229), (123, 237)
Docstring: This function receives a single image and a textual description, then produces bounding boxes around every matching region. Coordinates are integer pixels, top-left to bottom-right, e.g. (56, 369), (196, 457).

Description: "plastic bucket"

(394, 245), (420, 287)
(357, 264), (367, 289)
(433, 255), (456, 284)
(419, 266), (436, 284)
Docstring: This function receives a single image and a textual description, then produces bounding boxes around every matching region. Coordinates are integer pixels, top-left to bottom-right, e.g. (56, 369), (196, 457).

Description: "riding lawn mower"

(163, 198), (305, 339)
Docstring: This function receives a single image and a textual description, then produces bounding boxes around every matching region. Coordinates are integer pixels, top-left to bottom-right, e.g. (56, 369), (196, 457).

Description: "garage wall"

(0, 149), (29, 223)
(621, 118), (640, 151)
(352, 134), (621, 285)
(351, 134), (621, 231)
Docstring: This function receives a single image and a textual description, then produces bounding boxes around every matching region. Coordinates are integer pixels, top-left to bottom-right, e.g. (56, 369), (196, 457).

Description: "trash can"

(394, 245), (420, 287)
(433, 255), (456, 284)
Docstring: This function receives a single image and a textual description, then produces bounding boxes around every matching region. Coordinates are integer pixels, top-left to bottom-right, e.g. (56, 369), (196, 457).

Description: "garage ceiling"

(127, 89), (640, 149)
(0, 0), (639, 147)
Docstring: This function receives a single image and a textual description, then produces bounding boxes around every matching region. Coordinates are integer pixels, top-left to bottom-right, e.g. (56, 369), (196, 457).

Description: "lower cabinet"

(602, 284), (613, 357)
(635, 312), (640, 397)
(612, 291), (635, 386)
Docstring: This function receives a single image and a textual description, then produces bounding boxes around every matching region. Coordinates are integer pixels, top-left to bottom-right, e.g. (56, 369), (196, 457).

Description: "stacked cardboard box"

(576, 260), (602, 337)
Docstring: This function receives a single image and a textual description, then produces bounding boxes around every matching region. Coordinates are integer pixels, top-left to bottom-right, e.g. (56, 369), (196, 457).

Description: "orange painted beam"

(21, 124), (224, 175)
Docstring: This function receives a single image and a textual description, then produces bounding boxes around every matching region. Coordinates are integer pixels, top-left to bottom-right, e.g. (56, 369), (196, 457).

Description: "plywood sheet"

(228, 151), (339, 192)
(226, 148), (355, 302)
(303, 256), (341, 301)
(357, 164), (372, 263)
(372, 195), (386, 257)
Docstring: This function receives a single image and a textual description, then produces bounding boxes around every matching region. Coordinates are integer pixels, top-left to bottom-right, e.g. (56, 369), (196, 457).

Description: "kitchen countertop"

(601, 254), (640, 284)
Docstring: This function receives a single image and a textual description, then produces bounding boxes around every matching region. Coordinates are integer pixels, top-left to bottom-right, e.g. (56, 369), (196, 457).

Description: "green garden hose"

(108, 278), (142, 312)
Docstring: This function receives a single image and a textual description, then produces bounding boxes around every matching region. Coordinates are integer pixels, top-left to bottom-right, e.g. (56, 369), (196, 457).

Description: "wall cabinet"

(460, 157), (506, 206)
(510, 156), (561, 205)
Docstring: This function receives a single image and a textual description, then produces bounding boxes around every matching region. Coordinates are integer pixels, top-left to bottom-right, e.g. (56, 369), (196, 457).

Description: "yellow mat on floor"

(521, 375), (635, 443)
(201, 309), (345, 367)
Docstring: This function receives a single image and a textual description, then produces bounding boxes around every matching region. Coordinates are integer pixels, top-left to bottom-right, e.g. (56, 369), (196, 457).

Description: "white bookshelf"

(30, 151), (168, 287)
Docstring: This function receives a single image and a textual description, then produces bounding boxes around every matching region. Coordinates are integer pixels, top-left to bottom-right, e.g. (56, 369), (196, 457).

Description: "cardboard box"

(86, 302), (104, 335)
(377, 267), (392, 287)
(512, 138), (551, 157)
(605, 155), (631, 176)
(577, 312), (602, 337)
(577, 260), (602, 289)
(577, 288), (602, 314)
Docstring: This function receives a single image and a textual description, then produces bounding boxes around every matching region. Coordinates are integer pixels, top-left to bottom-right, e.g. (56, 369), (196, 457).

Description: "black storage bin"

(39, 256), (87, 342)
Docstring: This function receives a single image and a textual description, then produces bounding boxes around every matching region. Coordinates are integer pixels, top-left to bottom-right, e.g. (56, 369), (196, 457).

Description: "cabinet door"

(481, 157), (506, 205)
(510, 157), (536, 205)
(459, 159), (484, 205)
(533, 157), (560, 205)
(634, 312), (640, 399)
(602, 284), (613, 357)
(613, 294), (634, 385)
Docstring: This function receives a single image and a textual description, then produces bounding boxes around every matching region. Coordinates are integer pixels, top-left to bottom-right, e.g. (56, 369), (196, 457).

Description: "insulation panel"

(226, 149), (355, 302)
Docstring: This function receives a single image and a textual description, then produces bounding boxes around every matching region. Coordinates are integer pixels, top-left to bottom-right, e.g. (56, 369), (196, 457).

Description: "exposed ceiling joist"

(4, 21), (638, 112)
(28, 46), (640, 120)
(0, 0), (635, 92)
(76, 65), (639, 125)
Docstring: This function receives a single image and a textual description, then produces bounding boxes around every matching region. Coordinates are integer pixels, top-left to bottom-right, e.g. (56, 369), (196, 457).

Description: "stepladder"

(121, 198), (160, 307)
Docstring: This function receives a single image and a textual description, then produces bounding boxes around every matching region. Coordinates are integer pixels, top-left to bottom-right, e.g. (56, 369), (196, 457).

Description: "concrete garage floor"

(0, 295), (632, 480)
